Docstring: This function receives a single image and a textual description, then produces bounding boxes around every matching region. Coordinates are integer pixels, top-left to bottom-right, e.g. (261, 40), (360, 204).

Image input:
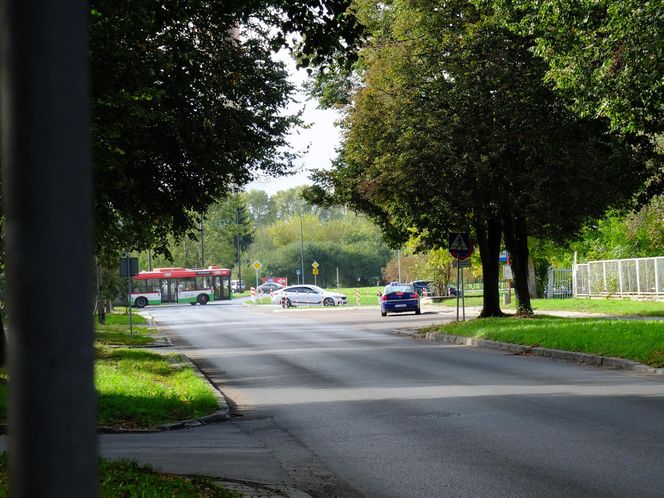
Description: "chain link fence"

(574, 257), (664, 298)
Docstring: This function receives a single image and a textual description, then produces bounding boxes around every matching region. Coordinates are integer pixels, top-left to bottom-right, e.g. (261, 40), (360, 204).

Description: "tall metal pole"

(0, 1), (97, 496)
(397, 249), (402, 283)
(236, 207), (242, 284)
(300, 213), (305, 285)
(200, 217), (205, 267)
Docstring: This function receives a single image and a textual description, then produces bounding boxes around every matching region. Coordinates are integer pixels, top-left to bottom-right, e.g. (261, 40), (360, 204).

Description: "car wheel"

(197, 294), (209, 305)
(415, 306), (421, 315)
(285, 298), (292, 308)
(381, 310), (387, 317)
(323, 297), (335, 306)
(135, 296), (148, 309)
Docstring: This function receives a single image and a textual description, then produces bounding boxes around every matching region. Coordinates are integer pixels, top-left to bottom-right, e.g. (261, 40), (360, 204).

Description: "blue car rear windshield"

(385, 285), (414, 293)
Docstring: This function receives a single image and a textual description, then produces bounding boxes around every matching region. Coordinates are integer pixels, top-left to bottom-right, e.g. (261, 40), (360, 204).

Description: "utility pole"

(1, 1), (98, 495)
(236, 207), (242, 283)
(300, 213), (305, 285)
(397, 249), (402, 283)
(200, 217), (205, 267)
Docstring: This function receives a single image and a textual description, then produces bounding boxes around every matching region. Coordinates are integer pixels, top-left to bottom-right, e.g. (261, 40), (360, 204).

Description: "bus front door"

(161, 279), (177, 303)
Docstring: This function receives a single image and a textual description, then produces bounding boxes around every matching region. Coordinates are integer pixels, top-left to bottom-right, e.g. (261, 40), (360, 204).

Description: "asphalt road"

(117, 302), (664, 497)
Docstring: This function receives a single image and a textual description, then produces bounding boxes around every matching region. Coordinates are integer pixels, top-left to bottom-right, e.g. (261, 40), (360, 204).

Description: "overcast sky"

(245, 51), (341, 195)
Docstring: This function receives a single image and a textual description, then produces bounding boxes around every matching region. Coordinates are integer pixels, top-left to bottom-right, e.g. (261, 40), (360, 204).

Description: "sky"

(245, 52), (341, 195)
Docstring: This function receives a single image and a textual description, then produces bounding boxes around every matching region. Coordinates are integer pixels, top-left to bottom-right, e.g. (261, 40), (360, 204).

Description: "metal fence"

(546, 268), (573, 299)
(574, 256), (664, 298)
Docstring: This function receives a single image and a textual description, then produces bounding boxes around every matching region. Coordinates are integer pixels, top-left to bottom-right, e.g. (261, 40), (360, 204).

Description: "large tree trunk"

(503, 214), (533, 316)
(474, 214), (505, 318)
(0, 312), (5, 367)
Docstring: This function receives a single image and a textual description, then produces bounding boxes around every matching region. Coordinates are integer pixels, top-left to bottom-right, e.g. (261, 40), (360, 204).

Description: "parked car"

(379, 283), (421, 317)
(256, 282), (284, 294)
(411, 280), (433, 296)
(231, 280), (245, 293)
(447, 286), (462, 297)
(272, 285), (347, 307)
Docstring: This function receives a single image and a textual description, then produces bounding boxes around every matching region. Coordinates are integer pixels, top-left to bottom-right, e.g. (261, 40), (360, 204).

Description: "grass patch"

(336, 287), (382, 306)
(95, 323), (155, 346)
(96, 347), (219, 428)
(104, 312), (148, 325)
(95, 311), (155, 346)
(436, 297), (664, 316)
(431, 315), (664, 367)
(0, 454), (240, 497)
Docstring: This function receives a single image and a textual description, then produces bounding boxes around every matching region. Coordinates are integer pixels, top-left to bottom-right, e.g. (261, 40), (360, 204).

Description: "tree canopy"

(494, 0), (664, 138)
(307, 0), (653, 316)
(86, 0), (367, 262)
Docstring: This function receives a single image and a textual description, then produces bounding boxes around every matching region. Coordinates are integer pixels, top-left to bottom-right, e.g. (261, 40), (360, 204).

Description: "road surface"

(119, 301), (664, 497)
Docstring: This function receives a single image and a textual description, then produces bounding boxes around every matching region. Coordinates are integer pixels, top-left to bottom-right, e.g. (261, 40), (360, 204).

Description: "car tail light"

(381, 294), (387, 301)
(412, 293), (419, 299)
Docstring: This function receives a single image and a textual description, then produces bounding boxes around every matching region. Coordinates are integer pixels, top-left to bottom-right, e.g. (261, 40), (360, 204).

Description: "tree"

(90, 2), (299, 261)
(307, 0), (652, 316)
(86, 0), (368, 263)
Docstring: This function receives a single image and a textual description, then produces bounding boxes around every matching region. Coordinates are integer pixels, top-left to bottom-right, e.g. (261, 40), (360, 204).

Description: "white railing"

(574, 256), (664, 298)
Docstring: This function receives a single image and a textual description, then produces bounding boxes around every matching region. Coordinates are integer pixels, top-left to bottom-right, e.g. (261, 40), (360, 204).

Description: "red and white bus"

(131, 266), (232, 308)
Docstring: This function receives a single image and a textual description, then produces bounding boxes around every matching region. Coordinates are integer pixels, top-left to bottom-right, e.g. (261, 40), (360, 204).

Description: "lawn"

(96, 347), (219, 428)
(0, 454), (240, 498)
(427, 315), (664, 367)
(436, 296), (664, 317)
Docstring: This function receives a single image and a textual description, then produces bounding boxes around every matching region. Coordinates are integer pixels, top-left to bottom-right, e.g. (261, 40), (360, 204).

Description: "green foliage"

(494, 0), (664, 138)
(90, 2), (302, 259)
(246, 199), (392, 286)
(435, 315), (664, 367)
(308, 0), (652, 317)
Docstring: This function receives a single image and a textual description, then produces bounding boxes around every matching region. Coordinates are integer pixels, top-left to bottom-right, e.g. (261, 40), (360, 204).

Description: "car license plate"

(395, 304), (406, 308)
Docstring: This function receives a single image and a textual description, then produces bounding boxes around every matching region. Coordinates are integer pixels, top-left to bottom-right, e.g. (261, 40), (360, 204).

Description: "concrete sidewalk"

(99, 424), (311, 498)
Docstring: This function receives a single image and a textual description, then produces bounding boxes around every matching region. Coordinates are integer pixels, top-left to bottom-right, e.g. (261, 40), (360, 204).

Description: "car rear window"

(385, 285), (414, 294)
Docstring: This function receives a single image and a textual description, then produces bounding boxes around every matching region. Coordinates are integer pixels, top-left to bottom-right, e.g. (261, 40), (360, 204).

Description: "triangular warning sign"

(450, 234), (468, 251)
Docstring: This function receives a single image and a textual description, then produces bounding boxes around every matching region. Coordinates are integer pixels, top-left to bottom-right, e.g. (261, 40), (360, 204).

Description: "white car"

(272, 285), (347, 307)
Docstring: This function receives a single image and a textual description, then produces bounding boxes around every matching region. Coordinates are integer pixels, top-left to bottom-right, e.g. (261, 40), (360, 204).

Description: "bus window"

(178, 278), (196, 291)
(146, 279), (160, 293)
(195, 276), (210, 289)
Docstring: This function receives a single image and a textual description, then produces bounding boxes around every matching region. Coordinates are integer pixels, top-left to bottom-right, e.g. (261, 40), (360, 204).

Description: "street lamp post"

(300, 213), (305, 284)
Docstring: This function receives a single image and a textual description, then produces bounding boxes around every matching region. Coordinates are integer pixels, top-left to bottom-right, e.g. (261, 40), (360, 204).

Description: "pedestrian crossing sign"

(448, 232), (473, 260)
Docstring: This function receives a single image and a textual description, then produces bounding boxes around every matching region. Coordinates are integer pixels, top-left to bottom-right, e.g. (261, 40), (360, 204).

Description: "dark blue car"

(380, 283), (421, 317)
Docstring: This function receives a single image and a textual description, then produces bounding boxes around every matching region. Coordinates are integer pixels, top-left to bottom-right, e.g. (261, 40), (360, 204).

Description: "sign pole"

(462, 267), (466, 321)
(456, 256), (460, 321)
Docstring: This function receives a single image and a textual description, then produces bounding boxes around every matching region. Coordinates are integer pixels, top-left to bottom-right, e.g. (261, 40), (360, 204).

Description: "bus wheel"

(197, 294), (209, 305)
(135, 297), (148, 309)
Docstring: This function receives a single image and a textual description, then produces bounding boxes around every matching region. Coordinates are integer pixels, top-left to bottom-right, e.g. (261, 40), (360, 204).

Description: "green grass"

(428, 315), (664, 367)
(435, 296), (664, 316)
(95, 323), (155, 346)
(0, 454), (240, 497)
(104, 312), (148, 325)
(337, 287), (383, 306)
(95, 347), (219, 428)
(95, 311), (155, 346)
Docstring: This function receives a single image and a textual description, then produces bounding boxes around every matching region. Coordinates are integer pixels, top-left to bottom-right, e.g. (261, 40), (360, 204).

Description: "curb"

(424, 332), (664, 375)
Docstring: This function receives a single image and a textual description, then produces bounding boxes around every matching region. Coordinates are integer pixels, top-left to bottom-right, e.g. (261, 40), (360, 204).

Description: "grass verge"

(426, 315), (664, 367)
(0, 454), (240, 497)
(95, 310), (158, 346)
(96, 347), (219, 428)
(435, 297), (664, 317)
